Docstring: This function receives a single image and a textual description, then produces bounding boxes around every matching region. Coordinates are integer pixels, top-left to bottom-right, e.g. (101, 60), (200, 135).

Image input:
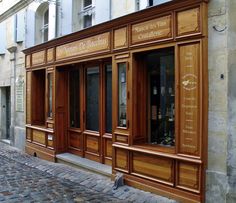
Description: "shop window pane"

(86, 67), (99, 131)
(118, 63), (127, 128)
(69, 69), (80, 128)
(105, 64), (112, 133)
(147, 49), (175, 146)
(47, 73), (53, 118)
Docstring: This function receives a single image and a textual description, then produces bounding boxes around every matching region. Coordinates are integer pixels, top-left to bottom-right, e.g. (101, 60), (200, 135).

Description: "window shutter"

(0, 22), (6, 55)
(16, 11), (25, 42)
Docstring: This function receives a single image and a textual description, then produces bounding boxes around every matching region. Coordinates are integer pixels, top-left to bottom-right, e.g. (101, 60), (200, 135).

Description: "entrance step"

(1, 139), (11, 145)
(56, 153), (112, 177)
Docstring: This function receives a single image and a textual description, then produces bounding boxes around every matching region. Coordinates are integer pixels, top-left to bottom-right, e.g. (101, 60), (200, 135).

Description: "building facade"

(0, 0), (236, 202)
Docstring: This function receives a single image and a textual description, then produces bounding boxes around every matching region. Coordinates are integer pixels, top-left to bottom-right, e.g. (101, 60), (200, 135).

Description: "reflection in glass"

(47, 73), (53, 118)
(118, 63), (127, 128)
(105, 64), (112, 133)
(86, 67), (99, 131)
(147, 49), (175, 146)
(69, 69), (80, 128)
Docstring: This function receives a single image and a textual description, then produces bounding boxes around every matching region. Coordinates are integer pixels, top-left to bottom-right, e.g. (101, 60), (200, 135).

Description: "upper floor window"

(35, 3), (49, 44)
(72, 0), (95, 31)
(82, 0), (93, 28)
(149, 0), (172, 6)
(43, 8), (49, 42)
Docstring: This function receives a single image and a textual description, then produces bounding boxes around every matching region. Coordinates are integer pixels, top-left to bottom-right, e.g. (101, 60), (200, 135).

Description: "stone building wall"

(207, 0), (236, 202)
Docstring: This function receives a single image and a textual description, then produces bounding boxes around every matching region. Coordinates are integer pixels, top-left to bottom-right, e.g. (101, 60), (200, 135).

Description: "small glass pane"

(105, 64), (112, 133)
(69, 69), (80, 128)
(84, 0), (92, 8)
(84, 15), (92, 28)
(47, 73), (53, 118)
(118, 63), (127, 128)
(86, 67), (99, 131)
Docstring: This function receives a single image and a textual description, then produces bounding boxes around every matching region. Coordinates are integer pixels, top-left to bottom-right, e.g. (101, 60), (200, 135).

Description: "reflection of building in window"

(35, 3), (49, 44)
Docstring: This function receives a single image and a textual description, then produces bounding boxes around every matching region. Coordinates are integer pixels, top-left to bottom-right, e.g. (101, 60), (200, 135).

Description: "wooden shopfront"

(23, 0), (208, 202)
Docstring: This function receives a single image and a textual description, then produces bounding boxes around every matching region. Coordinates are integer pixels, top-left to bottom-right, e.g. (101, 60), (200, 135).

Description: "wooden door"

(55, 68), (68, 153)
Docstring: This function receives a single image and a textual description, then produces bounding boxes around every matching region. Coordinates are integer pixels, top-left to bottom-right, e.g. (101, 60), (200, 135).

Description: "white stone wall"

(0, 0), (21, 15)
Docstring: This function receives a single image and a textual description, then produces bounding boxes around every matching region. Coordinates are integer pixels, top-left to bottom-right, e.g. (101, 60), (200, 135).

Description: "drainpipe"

(109, 0), (112, 20)
(7, 44), (17, 146)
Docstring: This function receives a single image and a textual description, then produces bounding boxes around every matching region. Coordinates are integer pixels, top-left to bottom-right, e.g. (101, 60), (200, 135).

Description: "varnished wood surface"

(24, 1), (208, 202)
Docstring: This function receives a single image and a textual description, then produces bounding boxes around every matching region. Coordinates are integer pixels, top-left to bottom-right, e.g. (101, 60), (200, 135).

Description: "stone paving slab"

(0, 142), (177, 203)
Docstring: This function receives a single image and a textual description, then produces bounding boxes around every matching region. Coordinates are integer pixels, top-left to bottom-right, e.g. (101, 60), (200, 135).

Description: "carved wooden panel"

(86, 135), (99, 154)
(47, 48), (54, 63)
(56, 32), (110, 60)
(32, 130), (45, 145)
(114, 27), (128, 49)
(26, 55), (31, 68)
(131, 15), (172, 45)
(179, 43), (200, 156)
(177, 8), (200, 36)
(177, 162), (200, 192)
(26, 72), (32, 124)
(132, 152), (173, 184)
(105, 139), (112, 158)
(68, 131), (81, 149)
(115, 148), (128, 171)
(115, 134), (128, 144)
(32, 51), (45, 66)
(26, 128), (32, 141)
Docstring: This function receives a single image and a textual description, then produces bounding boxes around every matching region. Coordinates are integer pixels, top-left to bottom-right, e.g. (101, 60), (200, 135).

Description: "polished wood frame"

(24, 0), (208, 202)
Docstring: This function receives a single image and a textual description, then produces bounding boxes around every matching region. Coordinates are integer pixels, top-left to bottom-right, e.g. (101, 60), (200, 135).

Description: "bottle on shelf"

(123, 112), (126, 127)
(158, 108), (162, 120)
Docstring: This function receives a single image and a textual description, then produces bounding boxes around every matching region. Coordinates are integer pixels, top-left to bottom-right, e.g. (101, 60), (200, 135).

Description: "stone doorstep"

(0, 139), (11, 145)
(56, 153), (112, 177)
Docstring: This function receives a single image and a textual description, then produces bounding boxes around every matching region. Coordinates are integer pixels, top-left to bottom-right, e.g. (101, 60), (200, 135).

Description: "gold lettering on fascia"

(182, 104), (197, 108)
(132, 15), (171, 44)
(185, 111), (194, 116)
(185, 138), (193, 141)
(185, 119), (194, 122)
(182, 129), (196, 134)
(185, 125), (193, 130)
(182, 144), (196, 149)
(56, 33), (110, 60)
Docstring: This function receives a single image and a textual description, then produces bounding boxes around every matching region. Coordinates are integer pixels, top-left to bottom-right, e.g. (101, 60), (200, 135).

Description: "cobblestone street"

(0, 142), (176, 203)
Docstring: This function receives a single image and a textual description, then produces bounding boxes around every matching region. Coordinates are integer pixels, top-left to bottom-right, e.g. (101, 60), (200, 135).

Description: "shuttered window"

(16, 11), (25, 42)
(0, 22), (6, 55)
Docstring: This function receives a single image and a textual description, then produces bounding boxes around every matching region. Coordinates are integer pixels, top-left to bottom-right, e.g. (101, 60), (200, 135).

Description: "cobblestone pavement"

(0, 142), (177, 203)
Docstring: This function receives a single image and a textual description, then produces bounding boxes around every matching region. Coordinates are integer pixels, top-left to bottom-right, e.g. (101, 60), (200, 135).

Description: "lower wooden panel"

(32, 130), (45, 145)
(68, 131), (82, 150)
(85, 135), (99, 154)
(177, 161), (200, 192)
(25, 142), (55, 162)
(104, 158), (112, 166)
(115, 148), (129, 172)
(124, 174), (201, 203)
(85, 152), (100, 162)
(26, 128), (32, 141)
(132, 152), (174, 185)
